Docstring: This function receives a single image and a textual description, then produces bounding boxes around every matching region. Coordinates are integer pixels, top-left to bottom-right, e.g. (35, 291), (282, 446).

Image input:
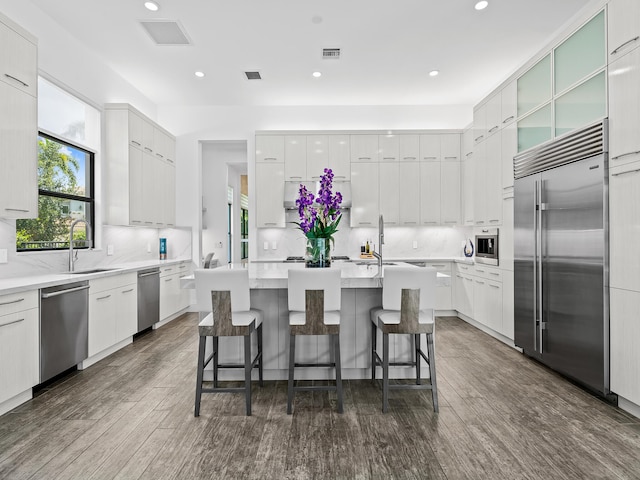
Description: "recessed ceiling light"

(475, 1), (488, 10)
(194, 71), (205, 78)
(312, 71), (322, 78)
(144, 1), (160, 11)
(429, 70), (439, 77)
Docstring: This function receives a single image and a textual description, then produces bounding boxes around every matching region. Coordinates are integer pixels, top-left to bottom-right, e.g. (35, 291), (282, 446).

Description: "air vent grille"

(245, 71), (262, 80)
(322, 48), (340, 59)
(140, 20), (191, 45)
(513, 120), (607, 179)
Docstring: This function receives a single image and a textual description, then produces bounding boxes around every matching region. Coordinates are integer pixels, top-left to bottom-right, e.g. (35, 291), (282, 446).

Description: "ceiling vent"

(140, 20), (191, 45)
(245, 71), (262, 80)
(322, 48), (340, 59)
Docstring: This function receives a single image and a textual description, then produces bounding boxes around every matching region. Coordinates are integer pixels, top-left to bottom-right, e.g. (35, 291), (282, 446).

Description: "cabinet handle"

(474, 135), (484, 142)
(611, 36), (640, 56)
(402, 221), (417, 225)
(502, 116), (515, 124)
(444, 156), (458, 160)
(131, 140), (141, 146)
(0, 317), (25, 328)
(97, 294), (111, 301)
(489, 219), (500, 223)
(165, 278), (173, 282)
(456, 275), (463, 279)
(4, 208), (29, 213)
(121, 288), (134, 293)
(357, 157), (372, 160)
(264, 222), (277, 226)
(443, 221), (457, 224)
(144, 221), (153, 224)
(358, 222), (372, 225)
(611, 151), (640, 161)
(611, 168), (640, 177)
(476, 280), (485, 285)
(382, 157), (396, 160)
(430, 264), (446, 268)
(334, 175), (346, 179)
(465, 152), (473, 158)
(144, 147), (153, 152)
(489, 284), (500, 289)
(4, 73), (28, 87)
(423, 221), (438, 224)
(422, 156), (438, 160)
(476, 269), (485, 273)
(164, 268), (173, 272)
(490, 272), (500, 276)
(289, 176), (302, 179)
(403, 157), (417, 160)
(0, 298), (25, 306)
(488, 126), (499, 133)
(166, 158), (174, 164)
(156, 153), (164, 158)
(263, 157), (278, 161)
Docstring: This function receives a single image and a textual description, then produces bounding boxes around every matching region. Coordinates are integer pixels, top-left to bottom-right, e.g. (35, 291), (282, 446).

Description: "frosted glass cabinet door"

(608, 0), (640, 62)
(554, 10), (605, 94)
(517, 54), (551, 118)
(554, 71), (606, 136)
(517, 103), (552, 152)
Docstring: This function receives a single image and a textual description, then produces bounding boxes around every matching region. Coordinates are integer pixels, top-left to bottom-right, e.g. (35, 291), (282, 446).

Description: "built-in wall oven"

(475, 228), (499, 265)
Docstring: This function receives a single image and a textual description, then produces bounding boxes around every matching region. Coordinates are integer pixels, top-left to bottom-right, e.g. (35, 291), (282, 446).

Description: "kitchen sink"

(68, 268), (120, 275)
(355, 261), (396, 266)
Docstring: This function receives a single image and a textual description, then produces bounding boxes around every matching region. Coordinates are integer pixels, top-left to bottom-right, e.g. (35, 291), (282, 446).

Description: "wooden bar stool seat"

(287, 268), (343, 414)
(370, 266), (438, 413)
(194, 268), (263, 416)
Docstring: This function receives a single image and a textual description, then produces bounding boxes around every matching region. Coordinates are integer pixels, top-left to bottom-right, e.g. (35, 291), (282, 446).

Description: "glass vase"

(305, 237), (331, 268)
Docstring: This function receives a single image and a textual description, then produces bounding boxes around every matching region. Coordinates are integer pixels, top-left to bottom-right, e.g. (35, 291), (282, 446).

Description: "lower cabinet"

(0, 290), (38, 405)
(88, 273), (137, 357)
(423, 261), (452, 310)
(610, 287), (640, 406)
(160, 262), (192, 320)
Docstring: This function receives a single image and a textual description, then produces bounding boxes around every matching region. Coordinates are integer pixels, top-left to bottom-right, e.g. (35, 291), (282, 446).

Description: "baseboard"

(618, 396), (640, 420)
(79, 337), (133, 369)
(455, 313), (519, 350)
(0, 390), (33, 417)
(154, 307), (189, 329)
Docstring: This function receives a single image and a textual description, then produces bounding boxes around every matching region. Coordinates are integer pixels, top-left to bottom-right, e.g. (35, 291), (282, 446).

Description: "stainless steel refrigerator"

(514, 120), (610, 396)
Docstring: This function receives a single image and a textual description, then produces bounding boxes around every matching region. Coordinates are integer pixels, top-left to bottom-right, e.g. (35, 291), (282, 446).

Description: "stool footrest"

(388, 383), (434, 391)
(201, 386), (247, 393)
(294, 362), (336, 368)
(294, 384), (339, 393)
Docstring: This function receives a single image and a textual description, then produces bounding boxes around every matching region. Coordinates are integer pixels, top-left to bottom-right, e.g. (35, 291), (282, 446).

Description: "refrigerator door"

(540, 154), (606, 393)
(514, 174), (538, 356)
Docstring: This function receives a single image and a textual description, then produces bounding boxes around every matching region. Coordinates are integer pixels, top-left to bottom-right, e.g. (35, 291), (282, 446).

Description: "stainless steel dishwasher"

(40, 281), (90, 383)
(137, 268), (160, 332)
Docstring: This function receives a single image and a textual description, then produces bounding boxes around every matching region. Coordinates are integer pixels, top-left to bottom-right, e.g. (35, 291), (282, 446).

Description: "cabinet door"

(399, 135), (419, 162)
(610, 287), (640, 404)
(0, 82), (37, 218)
(327, 135), (350, 180)
(440, 134), (461, 161)
(473, 103), (487, 144)
(88, 291), (117, 357)
(462, 155), (475, 225)
(116, 285), (138, 340)
(256, 135), (285, 163)
(486, 280), (503, 333)
(0, 21), (37, 97)
(462, 128), (474, 159)
(143, 152), (163, 227)
(609, 161), (640, 291)
(162, 160), (176, 227)
(306, 135), (328, 180)
(501, 269), (514, 340)
(473, 141), (487, 225)
(501, 121), (517, 190)
(128, 146), (144, 225)
(485, 131), (502, 225)
(419, 134), (440, 161)
(160, 275), (178, 320)
(379, 135), (399, 162)
(399, 162), (420, 226)
(608, 47), (640, 166)
(454, 273), (474, 318)
(256, 162), (285, 227)
(350, 162), (379, 227)
(350, 135), (379, 162)
(473, 278), (489, 326)
(500, 197), (514, 271)
(441, 161), (461, 225)
(0, 308), (38, 404)
(284, 135), (307, 181)
(419, 161), (441, 225)
(485, 93), (502, 137)
(501, 80), (517, 127)
(128, 111), (143, 149)
(608, 0), (640, 62)
(379, 162), (399, 226)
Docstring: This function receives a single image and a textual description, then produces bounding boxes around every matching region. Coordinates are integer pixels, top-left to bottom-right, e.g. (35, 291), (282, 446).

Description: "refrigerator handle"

(536, 179), (544, 354)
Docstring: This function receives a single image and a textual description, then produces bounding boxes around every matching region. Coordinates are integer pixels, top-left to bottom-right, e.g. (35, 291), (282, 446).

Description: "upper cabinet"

(327, 135), (351, 180)
(255, 135), (285, 163)
(284, 135), (306, 181)
(609, 46), (640, 166)
(378, 134), (399, 162)
(350, 135), (379, 162)
(608, 0), (640, 63)
(104, 104), (176, 228)
(306, 135), (327, 180)
(0, 14), (38, 219)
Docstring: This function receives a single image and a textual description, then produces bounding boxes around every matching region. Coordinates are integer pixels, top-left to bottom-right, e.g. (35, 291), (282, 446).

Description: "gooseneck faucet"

(372, 214), (384, 268)
(69, 218), (92, 272)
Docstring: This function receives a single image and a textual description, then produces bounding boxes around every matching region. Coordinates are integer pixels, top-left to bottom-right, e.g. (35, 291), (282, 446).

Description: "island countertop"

(182, 261), (450, 290)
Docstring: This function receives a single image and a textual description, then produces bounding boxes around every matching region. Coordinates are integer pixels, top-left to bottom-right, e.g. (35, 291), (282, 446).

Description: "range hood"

(284, 180), (351, 209)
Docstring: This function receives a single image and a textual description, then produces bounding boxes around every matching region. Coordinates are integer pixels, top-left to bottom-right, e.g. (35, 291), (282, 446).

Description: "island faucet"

(372, 214), (384, 268)
(69, 218), (92, 272)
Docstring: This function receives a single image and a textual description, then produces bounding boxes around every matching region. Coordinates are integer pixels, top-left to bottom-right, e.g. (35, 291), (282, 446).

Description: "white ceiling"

(30, 0), (592, 108)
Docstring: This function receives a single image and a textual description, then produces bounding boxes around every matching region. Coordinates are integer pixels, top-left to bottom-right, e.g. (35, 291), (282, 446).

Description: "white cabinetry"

(105, 104), (176, 227)
(350, 135), (379, 162)
(0, 290), (38, 406)
(306, 135), (328, 180)
(610, 287), (640, 405)
(441, 160), (461, 225)
(485, 93), (502, 138)
(500, 80), (517, 128)
(0, 16), (37, 219)
(350, 162), (379, 227)
(399, 135), (419, 161)
(256, 162), (285, 227)
(379, 162), (400, 225)
(256, 135), (285, 163)
(419, 161), (441, 225)
(284, 135), (306, 181)
(462, 127), (475, 226)
(608, 0), (640, 63)
(424, 261), (452, 310)
(473, 103), (487, 144)
(453, 264), (474, 318)
(88, 273), (137, 357)
(327, 135), (350, 180)
(484, 131), (502, 225)
(379, 134), (399, 162)
(399, 162), (420, 226)
(473, 141), (487, 225)
(160, 262), (191, 320)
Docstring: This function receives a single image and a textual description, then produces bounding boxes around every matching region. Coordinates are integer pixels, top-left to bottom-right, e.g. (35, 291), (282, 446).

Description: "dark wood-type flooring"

(1, 314), (639, 479)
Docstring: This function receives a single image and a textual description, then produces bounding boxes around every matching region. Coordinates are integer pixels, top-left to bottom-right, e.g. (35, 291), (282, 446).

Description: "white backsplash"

(0, 219), (192, 279)
(256, 210), (471, 260)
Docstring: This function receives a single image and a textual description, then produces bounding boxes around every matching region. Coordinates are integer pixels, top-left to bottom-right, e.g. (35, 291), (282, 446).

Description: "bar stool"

(194, 268), (263, 416)
(287, 268), (343, 414)
(370, 266), (438, 413)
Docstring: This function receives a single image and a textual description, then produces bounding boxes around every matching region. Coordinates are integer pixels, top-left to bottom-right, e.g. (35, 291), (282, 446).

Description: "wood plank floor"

(1, 314), (639, 479)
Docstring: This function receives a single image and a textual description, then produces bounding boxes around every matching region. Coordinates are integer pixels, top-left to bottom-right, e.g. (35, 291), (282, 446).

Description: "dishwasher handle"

(41, 284), (90, 299)
(138, 270), (160, 278)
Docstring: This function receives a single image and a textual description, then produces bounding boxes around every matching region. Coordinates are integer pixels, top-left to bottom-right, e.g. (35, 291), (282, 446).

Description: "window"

(16, 133), (94, 251)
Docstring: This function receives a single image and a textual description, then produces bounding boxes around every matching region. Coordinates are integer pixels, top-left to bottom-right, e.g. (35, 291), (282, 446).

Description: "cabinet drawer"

(89, 273), (137, 293)
(0, 290), (38, 316)
(424, 261), (451, 273)
(473, 265), (502, 282)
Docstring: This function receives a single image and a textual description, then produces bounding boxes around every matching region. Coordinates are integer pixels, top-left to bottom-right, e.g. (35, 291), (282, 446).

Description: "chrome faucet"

(69, 218), (92, 272)
(372, 214), (384, 268)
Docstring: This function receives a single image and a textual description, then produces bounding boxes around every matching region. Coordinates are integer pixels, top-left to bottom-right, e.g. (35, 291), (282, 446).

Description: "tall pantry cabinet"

(0, 13), (38, 219)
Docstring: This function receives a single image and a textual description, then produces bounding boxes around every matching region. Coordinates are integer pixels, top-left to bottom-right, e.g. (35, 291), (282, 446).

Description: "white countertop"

(182, 261), (451, 290)
(0, 258), (193, 296)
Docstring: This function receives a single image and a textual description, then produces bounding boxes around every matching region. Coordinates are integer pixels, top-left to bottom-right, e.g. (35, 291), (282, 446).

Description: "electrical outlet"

(263, 241), (269, 250)
(0, 249), (7, 264)
(413, 240), (418, 249)
(107, 244), (114, 256)
(217, 241), (223, 248)
(272, 241), (277, 250)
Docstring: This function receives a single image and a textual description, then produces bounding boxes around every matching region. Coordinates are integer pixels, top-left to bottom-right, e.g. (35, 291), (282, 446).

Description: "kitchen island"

(192, 261), (450, 381)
